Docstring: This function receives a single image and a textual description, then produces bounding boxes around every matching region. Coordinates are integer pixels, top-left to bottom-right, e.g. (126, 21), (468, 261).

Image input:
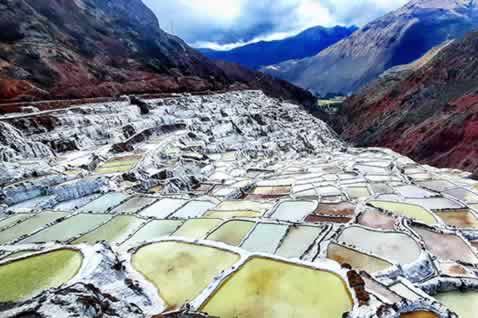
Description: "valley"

(262, 0), (478, 97)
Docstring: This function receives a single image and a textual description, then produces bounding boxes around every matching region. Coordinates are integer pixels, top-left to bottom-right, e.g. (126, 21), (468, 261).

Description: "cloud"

(193, 30), (308, 51)
(143, 0), (409, 47)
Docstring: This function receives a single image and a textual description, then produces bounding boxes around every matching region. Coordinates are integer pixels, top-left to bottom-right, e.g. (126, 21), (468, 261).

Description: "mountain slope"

(198, 25), (357, 70)
(334, 30), (478, 173)
(263, 0), (478, 96)
(0, 0), (315, 107)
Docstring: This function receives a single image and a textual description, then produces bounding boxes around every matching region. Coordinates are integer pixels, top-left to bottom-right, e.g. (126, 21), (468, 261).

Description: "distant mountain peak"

(263, 0), (478, 96)
(407, 0), (476, 8)
(199, 25), (357, 70)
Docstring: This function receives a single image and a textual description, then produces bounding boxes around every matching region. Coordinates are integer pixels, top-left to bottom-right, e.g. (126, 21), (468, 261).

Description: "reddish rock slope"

(336, 31), (478, 173)
(0, 0), (315, 107)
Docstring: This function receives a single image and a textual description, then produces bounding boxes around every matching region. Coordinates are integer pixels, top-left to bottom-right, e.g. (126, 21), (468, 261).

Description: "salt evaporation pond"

(240, 223), (289, 254)
(206, 220), (256, 246)
(0, 212), (68, 244)
(0, 249), (82, 302)
(122, 220), (183, 247)
(21, 214), (113, 243)
(435, 291), (478, 318)
(2, 91), (477, 317)
(369, 201), (439, 225)
(73, 215), (145, 245)
(338, 226), (422, 265)
(132, 241), (240, 308)
(201, 257), (353, 318)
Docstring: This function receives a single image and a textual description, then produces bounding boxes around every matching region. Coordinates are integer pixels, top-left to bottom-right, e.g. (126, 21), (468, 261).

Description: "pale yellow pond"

(206, 220), (255, 246)
(132, 242), (239, 309)
(201, 257), (353, 318)
(204, 210), (262, 218)
(369, 201), (438, 225)
(435, 291), (478, 318)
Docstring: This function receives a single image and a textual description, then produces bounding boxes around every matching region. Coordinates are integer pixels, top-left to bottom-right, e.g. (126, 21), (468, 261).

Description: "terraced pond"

(369, 201), (439, 225)
(327, 243), (393, 273)
(206, 220), (255, 246)
(20, 214), (113, 243)
(0, 249), (83, 302)
(77, 192), (130, 213)
(2, 91), (478, 318)
(200, 257), (354, 318)
(132, 241), (240, 308)
(0, 212), (68, 244)
(122, 220), (183, 247)
(435, 291), (478, 318)
(338, 226), (422, 265)
(95, 155), (142, 175)
(73, 215), (145, 245)
(240, 223), (289, 254)
(0, 213), (35, 231)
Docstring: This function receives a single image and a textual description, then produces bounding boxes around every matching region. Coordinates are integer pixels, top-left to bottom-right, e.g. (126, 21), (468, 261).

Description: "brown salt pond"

(327, 243), (393, 273)
(413, 226), (478, 264)
(472, 240), (478, 250)
(315, 202), (356, 217)
(439, 262), (477, 278)
(357, 209), (396, 230)
(305, 215), (352, 224)
(436, 209), (478, 229)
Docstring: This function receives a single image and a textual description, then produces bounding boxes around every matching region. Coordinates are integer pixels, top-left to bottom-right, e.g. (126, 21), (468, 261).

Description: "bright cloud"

(143, 0), (409, 48)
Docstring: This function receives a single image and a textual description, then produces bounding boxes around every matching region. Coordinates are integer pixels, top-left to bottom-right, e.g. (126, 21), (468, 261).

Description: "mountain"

(262, 0), (478, 96)
(334, 30), (478, 173)
(0, 0), (315, 107)
(198, 25), (357, 70)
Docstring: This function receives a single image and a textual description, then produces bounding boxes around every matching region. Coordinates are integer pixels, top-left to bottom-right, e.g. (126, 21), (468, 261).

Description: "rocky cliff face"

(0, 121), (53, 161)
(0, 0), (315, 106)
(335, 30), (478, 174)
(263, 0), (478, 96)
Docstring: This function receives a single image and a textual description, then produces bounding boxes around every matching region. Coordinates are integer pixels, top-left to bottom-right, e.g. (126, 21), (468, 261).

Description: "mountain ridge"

(0, 0), (316, 108)
(262, 0), (478, 96)
(334, 30), (478, 173)
(198, 25), (357, 70)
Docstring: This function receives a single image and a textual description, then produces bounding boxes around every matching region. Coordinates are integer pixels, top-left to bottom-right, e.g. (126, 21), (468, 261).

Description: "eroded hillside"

(0, 0), (315, 107)
(336, 31), (478, 174)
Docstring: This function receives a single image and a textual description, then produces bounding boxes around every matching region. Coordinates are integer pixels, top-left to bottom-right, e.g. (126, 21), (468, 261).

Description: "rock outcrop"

(0, 121), (53, 161)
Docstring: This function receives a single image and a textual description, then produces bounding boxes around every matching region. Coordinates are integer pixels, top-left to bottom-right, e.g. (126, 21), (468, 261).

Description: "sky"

(143, 0), (409, 50)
